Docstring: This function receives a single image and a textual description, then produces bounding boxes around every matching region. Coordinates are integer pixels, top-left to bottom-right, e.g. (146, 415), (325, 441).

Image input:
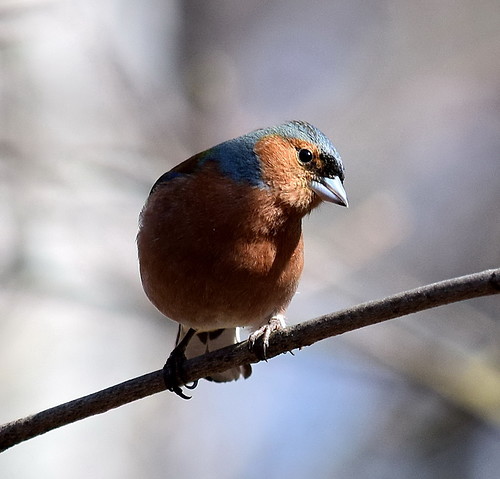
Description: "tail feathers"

(176, 325), (252, 382)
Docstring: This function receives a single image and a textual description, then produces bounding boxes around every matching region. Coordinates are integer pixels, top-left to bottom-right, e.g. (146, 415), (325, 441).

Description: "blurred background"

(1, 1), (499, 477)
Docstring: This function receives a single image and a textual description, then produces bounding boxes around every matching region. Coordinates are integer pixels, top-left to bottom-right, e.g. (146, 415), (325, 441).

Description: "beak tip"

(311, 176), (348, 208)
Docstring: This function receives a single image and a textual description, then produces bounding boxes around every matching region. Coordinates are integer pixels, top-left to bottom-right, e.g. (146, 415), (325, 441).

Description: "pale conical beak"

(310, 176), (348, 207)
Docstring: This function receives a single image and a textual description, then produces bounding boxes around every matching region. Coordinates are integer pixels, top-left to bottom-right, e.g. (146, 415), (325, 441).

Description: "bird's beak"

(310, 176), (349, 207)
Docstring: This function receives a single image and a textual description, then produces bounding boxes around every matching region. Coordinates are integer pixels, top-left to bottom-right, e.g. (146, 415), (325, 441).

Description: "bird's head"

(251, 120), (348, 213)
(191, 120), (347, 216)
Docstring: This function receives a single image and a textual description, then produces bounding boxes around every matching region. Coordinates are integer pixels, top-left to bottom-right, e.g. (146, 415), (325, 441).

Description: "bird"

(137, 120), (347, 393)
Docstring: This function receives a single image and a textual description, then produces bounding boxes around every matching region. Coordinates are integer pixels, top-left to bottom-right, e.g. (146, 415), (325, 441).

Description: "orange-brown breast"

(137, 162), (305, 331)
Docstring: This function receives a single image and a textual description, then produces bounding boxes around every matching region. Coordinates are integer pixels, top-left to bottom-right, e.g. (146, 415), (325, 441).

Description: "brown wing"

(149, 151), (208, 195)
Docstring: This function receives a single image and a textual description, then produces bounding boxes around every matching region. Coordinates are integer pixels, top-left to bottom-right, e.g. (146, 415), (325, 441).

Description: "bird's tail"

(176, 325), (252, 382)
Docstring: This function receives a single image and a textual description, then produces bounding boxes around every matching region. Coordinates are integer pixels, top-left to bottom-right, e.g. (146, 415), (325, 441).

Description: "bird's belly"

(140, 235), (303, 331)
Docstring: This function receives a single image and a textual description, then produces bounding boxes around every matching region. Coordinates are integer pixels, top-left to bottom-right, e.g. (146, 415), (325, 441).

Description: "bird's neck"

(244, 187), (305, 238)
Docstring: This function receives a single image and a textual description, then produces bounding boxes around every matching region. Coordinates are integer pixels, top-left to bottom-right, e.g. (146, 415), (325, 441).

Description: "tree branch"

(1, 268), (499, 452)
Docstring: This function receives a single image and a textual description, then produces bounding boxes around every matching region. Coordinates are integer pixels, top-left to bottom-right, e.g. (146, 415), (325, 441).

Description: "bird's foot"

(163, 328), (197, 400)
(248, 314), (286, 360)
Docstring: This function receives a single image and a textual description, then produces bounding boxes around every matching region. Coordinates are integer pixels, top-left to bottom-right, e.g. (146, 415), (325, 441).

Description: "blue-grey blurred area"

(1, 1), (499, 477)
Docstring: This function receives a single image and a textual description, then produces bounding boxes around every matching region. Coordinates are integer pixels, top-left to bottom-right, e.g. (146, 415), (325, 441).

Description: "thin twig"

(1, 268), (499, 452)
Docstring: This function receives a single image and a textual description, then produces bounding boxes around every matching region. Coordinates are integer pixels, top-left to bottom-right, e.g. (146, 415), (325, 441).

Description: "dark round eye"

(298, 148), (313, 163)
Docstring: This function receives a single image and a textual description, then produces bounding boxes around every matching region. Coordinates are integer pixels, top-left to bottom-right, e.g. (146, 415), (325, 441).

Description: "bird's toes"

(163, 328), (198, 400)
(163, 350), (193, 400)
(248, 314), (286, 360)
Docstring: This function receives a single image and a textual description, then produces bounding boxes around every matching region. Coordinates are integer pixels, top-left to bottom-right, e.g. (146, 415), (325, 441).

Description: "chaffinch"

(137, 120), (347, 390)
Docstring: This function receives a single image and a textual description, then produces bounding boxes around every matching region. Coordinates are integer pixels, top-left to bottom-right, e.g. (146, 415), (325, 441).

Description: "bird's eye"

(298, 149), (313, 163)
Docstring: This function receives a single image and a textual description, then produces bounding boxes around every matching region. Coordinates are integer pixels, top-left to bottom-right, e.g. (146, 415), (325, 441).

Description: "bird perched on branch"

(137, 120), (347, 393)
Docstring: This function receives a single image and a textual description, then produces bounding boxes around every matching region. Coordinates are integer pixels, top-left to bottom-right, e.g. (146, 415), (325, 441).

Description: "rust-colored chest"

(137, 164), (306, 330)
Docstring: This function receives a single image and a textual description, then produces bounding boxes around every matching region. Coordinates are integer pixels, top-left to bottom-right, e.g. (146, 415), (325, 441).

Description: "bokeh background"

(1, 1), (499, 478)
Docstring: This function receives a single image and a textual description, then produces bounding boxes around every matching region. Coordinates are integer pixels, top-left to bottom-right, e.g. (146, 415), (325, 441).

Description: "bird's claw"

(248, 314), (286, 360)
(163, 352), (195, 400)
(169, 384), (193, 400)
(163, 328), (197, 400)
